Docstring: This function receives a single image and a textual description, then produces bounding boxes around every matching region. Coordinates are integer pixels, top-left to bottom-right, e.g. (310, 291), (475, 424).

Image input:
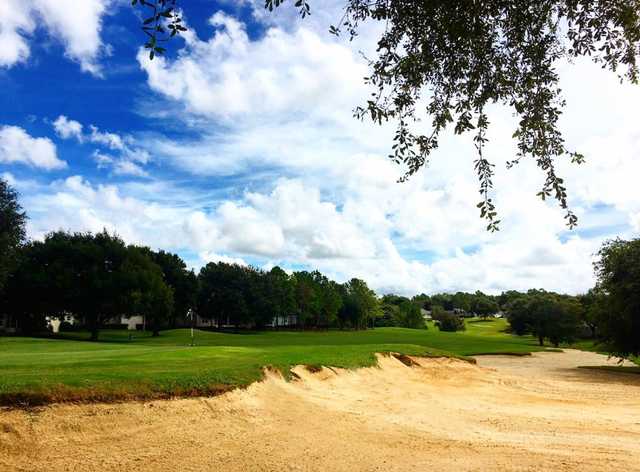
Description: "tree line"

(0, 230), (383, 340)
(1, 177), (639, 358)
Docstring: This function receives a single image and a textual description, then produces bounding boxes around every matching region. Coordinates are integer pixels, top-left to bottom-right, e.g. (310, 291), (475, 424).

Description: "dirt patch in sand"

(1, 349), (639, 472)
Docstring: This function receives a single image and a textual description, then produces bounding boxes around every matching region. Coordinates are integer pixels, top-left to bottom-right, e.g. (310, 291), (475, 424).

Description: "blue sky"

(1, 0), (639, 295)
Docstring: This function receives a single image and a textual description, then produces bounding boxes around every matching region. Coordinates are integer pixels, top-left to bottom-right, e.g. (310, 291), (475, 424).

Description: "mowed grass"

(0, 318), (551, 405)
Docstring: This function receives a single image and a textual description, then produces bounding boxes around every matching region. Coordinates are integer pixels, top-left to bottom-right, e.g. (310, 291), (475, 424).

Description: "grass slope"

(0, 319), (550, 405)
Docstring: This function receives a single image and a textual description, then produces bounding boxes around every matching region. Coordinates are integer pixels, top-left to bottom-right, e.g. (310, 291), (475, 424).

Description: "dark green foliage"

(197, 262), (253, 328)
(4, 231), (174, 340)
(397, 300), (425, 329)
(436, 312), (466, 332)
(594, 238), (640, 357)
(268, 266), (297, 328)
(504, 296), (530, 335)
(505, 290), (581, 347)
(339, 278), (381, 329)
(578, 287), (607, 339)
(124, 247), (174, 336)
(471, 292), (499, 319)
(132, 0), (186, 59)
(147, 249), (197, 327)
(431, 294), (453, 311)
(378, 294), (425, 329)
(0, 178), (26, 295)
(451, 292), (472, 313)
(411, 293), (431, 310)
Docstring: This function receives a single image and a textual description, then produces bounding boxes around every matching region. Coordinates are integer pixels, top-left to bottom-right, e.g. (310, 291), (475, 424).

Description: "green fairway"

(0, 319), (553, 405)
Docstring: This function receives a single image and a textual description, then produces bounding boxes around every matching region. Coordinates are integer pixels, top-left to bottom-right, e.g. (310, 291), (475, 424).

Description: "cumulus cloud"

(138, 11), (368, 120)
(12, 172), (603, 296)
(53, 116), (150, 177)
(128, 8), (640, 295)
(0, 125), (66, 170)
(0, 0), (110, 74)
(53, 115), (83, 141)
(7, 6), (636, 296)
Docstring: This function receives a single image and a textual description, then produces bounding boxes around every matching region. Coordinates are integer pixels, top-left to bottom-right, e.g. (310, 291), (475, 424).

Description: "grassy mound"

(0, 319), (552, 406)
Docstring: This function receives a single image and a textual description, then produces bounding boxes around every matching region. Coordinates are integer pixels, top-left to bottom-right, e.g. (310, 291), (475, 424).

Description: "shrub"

(58, 321), (73, 332)
(437, 312), (466, 332)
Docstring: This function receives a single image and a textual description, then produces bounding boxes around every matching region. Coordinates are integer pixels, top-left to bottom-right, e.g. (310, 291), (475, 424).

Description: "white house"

(45, 313), (77, 333)
(121, 315), (144, 330)
(268, 314), (298, 328)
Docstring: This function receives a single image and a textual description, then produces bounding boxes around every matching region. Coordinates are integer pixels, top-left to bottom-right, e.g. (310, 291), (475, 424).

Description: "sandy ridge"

(1, 349), (639, 471)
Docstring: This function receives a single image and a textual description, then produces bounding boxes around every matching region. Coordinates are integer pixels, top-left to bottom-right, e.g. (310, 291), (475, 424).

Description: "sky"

(1, 0), (638, 296)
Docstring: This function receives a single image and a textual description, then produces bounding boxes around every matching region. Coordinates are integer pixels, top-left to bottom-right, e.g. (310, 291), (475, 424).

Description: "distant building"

(268, 314), (298, 328)
(46, 313), (77, 333)
(121, 315), (144, 330)
(0, 313), (16, 333)
(421, 308), (432, 320)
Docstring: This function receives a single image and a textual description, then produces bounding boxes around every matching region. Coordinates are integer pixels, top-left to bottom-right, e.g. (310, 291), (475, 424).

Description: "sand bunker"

(1, 349), (639, 471)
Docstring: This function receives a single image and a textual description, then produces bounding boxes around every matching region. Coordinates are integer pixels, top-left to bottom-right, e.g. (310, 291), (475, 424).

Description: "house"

(420, 308), (432, 321)
(268, 314), (298, 328)
(121, 315), (144, 330)
(185, 311), (299, 329)
(0, 313), (17, 333)
(46, 313), (77, 333)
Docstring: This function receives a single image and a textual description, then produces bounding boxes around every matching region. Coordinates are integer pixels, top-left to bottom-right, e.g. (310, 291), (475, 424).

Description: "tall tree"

(578, 288), (607, 339)
(471, 293), (499, 319)
(125, 247), (174, 337)
(0, 178), (26, 295)
(136, 1), (640, 229)
(269, 266), (296, 328)
(147, 249), (196, 327)
(8, 231), (137, 340)
(293, 271), (322, 328)
(594, 238), (640, 357)
(505, 291), (581, 346)
(340, 278), (380, 329)
(197, 262), (251, 329)
(398, 300), (424, 329)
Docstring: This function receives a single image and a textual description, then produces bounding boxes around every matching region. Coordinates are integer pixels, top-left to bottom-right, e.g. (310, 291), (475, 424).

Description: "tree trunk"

(90, 327), (99, 342)
(538, 335), (544, 346)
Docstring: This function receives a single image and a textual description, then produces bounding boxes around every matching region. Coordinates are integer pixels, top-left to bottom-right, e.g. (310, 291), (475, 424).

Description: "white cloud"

(7, 7), (637, 297)
(53, 116), (150, 176)
(0, 0), (110, 74)
(0, 125), (66, 170)
(12, 172), (605, 296)
(89, 125), (125, 151)
(0, 0), (34, 67)
(53, 115), (83, 141)
(200, 251), (248, 267)
(128, 8), (640, 295)
(138, 11), (368, 120)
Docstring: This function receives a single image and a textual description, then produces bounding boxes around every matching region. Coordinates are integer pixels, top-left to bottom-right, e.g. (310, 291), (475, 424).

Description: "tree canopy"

(594, 237), (640, 357)
(0, 178), (26, 294)
(504, 290), (581, 346)
(134, 0), (640, 230)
